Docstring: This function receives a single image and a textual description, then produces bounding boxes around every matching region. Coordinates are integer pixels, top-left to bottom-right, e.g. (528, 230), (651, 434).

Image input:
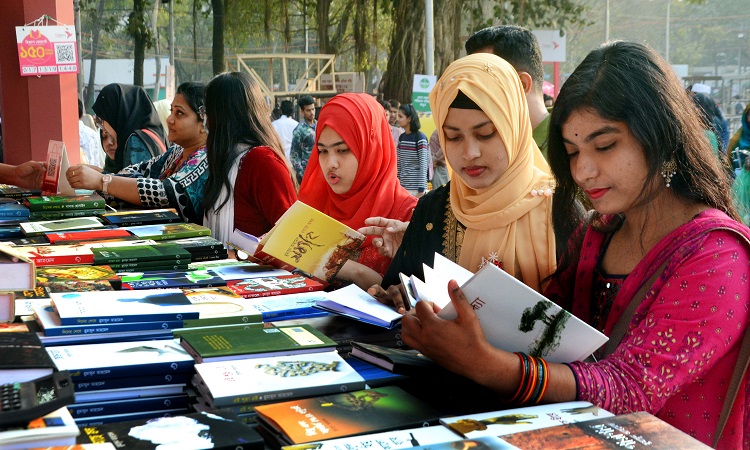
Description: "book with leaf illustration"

(228, 201), (365, 286)
(411, 254), (608, 363)
(440, 401), (613, 439)
(194, 351), (366, 407)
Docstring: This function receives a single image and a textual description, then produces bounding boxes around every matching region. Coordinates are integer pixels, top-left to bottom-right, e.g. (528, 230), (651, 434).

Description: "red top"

(233, 146), (297, 237)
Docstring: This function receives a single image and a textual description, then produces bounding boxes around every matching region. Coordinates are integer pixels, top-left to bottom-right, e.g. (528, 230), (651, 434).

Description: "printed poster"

(411, 74), (437, 113)
(16, 25), (79, 76)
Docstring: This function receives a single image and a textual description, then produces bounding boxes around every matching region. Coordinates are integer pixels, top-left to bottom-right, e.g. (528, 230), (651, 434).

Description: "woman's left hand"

(67, 164), (104, 191)
(402, 279), (493, 379)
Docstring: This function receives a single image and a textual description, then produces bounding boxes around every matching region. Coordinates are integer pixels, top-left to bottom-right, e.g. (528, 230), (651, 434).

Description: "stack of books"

(91, 243), (192, 272)
(23, 194), (106, 221)
(101, 208), (183, 227)
(170, 236), (229, 262)
(122, 222), (211, 241)
(0, 198), (30, 239)
(46, 339), (195, 426)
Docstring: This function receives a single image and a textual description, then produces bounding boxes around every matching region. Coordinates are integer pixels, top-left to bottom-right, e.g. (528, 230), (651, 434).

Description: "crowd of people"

(2, 24), (748, 449)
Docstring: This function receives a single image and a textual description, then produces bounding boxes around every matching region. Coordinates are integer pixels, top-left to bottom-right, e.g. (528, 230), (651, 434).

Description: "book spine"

(74, 409), (191, 427)
(56, 310), (200, 326)
(149, 229), (211, 241)
(122, 280), (225, 290)
(33, 254), (95, 266)
(29, 209), (103, 220)
(27, 200), (103, 211)
(0, 211), (30, 218)
(72, 373), (192, 392)
(94, 254), (190, 265)
(190, 254), (227, 262)
(260, 307), (325, 321)
(65, 359), (195, 381)
(211, 379), (368, 407)
(233, 284), (323, 299)
(68, 394), (190, 418)
(40, 319), (185, 336)
(180, 314), (263, 328)
(108, 217), (182, 226)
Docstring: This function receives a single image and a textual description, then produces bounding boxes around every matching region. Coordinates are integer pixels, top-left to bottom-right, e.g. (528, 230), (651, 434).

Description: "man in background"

(290, 95), (317, 183)
(465, 25), (551, 159)
(272, 100), (298, 160)
(388, 99), (404, 147)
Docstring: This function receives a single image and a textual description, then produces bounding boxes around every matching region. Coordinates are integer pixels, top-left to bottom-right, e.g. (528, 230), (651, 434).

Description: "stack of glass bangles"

(507, 352), (549, 405)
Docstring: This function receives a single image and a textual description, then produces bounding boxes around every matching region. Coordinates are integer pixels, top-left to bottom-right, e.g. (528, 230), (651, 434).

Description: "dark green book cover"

(106, 260), (191, 271)
(126, 223), (212, 241)
(91, 243), (192, 264)
(179, 324), (337, 363)
(24, 194), (105, 211)
(170, 236), (225, 252)
(28, 208), (105, 220)
(255, 385), (440, 445)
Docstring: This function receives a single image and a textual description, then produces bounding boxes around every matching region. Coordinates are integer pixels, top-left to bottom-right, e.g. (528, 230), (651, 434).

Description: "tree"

(211, 0), (225, 74)
(127, 0), (154, 85)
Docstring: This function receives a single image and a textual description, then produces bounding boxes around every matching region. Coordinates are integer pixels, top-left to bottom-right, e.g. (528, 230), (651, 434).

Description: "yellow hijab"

(428, 53), (556, 292)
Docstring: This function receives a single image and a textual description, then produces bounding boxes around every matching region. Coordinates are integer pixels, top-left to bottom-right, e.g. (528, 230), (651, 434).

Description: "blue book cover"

(74, 408), (191, 427)
(0, 199), (30, 218)
(68, 394), (190, 418)
(34, 304), (185, 336)
(46, 339), (195, 381)
(72, 372), (192, 392)
(50, 289), (201, 325)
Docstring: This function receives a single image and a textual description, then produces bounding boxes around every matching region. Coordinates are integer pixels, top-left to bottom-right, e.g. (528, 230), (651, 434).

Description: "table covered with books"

(0, 187), (711, 449)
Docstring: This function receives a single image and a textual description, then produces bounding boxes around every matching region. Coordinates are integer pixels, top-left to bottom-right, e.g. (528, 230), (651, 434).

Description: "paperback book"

(34, 303), (185, 337)
(255, 385), (441, 445)
(228, 201), (365, 285)
(42, 279), (114, 294)
(279, 426), (471, 450)
(226, 274), (324, 298)
(0, 244), (35, 291)
(0, 198), (30, 218)
(0, 406), (79, 450)
(314, 284), (403, 329)
(40, 140), (74, 196)
(110, 261), (190, 272)
(45, 228), (133, 244)
(170, 236), (225, 252)
(50, 289), (200, 325)
(179, 323), (338, 363)
(440, 401), (614, 439)
(24, 194), (105, 212)
(70, 372), (192, 392)
(349, 341), (438, 375)
(101, 208), (182, 226)
(35, 264), (121, 289)
(0, 332), (55, 384)
(9, 244), (95, 266)
(120, 268), (226, 290)
(46, 338), (195, 380)
(194, 351), (366, 407)
(72, 383), (187, 403)
(91, 243), (192, 265)
(20, 216), (105, 236)
(499, 411), (709, 449)
(0, 184), (40, 199)
(28, 208), (104, 221)
(124, 222), (211, 241)
(68, 394), (191, 419)
(74, 408), (192, 427)
(417, 254), (608, 363)
(75, 410), (264, 450)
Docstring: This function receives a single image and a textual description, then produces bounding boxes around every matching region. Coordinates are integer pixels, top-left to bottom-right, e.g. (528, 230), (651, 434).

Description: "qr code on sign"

(54, 43), (76, 64)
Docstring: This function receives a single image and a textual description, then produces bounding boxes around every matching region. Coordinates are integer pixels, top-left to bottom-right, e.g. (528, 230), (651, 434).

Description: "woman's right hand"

(368, 284), (410, 314)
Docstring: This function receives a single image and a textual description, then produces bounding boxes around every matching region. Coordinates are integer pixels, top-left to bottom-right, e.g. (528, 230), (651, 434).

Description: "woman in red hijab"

(298, 93), (417, 289)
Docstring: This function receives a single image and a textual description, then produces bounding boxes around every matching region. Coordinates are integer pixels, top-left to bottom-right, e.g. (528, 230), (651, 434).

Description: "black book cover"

(0, 332), (56, 383)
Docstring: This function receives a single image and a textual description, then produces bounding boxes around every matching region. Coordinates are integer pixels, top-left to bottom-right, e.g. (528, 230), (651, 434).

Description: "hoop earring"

(661, 159), (677, 187)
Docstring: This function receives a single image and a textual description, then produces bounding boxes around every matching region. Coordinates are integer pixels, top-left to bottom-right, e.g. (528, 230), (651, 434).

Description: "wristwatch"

(101, 174), (113, 194)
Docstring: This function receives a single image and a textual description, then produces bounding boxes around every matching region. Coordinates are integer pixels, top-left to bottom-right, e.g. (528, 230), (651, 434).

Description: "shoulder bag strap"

(140, 128), (167, 154)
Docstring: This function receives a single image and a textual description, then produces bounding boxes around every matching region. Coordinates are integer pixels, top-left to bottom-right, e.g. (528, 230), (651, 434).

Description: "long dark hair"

(203, 72), (294, 213)
(175, 82), (206, 118)
(399, 104), (421, 133)
(548, 41), (738, 271)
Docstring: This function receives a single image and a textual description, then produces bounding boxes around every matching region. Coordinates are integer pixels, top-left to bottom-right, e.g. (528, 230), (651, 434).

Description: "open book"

(404, 254), (608, 363)
(228, 201), (365, 286)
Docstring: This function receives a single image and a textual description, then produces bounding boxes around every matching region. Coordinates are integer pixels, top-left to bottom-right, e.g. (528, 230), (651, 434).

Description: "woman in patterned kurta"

(401, 42), (749, 449)
(67, 83), (208, 224)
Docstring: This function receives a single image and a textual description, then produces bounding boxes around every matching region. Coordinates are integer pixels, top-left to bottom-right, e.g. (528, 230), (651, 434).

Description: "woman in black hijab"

(92, 84), (167, 173)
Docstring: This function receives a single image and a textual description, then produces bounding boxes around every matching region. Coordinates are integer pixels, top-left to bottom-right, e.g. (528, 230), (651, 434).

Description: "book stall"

(0, 181), (712, 449)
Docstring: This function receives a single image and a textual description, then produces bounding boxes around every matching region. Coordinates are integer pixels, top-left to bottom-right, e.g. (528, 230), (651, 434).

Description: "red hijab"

(298, 93), (416, 245)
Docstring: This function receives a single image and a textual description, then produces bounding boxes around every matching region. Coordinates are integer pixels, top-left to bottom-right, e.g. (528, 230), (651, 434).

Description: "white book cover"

(50, 289), (199, 324)
(20, 216), (104, 235)
(431, 255), (607, 363)
(440, 401), (613, 439)
(46, 338), (194, 379)
(194, 351), (366, 407)
(0, 406), (79, 449)
(315, 284), (402, 328)
(281, 424), (462, 450)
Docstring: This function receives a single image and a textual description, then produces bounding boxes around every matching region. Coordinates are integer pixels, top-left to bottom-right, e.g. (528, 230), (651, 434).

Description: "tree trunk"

(381, 0), (425, 102)
(316, 0), (332, 54)
(152, 0), (161, 100)
(193, 0), (199, 79)
(131, 0), (148, 86)
(212, 0), (225, 74)
(433, 0), (463, 76)
(85, 0), (106, 110)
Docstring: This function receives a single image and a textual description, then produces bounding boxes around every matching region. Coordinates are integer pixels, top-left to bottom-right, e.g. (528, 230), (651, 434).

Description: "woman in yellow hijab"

(376, 53), (556, 311)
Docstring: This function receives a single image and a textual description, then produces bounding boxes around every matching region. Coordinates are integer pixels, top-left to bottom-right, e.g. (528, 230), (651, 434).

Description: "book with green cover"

(350, 341), (438, 375)
(179, 324), (338, 363)
(91, 243), (192, 264)
(194, 351), (366, 407)
(28, 208), (104, 221)
(24, 194), (105, 211)
(124, 223), (211, 241)
(255, 386), (440, 445)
